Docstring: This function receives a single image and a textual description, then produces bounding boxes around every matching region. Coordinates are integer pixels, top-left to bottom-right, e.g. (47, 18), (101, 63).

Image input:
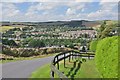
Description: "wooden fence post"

(51, 71), (54, 78)
(57, 56), (59, 70)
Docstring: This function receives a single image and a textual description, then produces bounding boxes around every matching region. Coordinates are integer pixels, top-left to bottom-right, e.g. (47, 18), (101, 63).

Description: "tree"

(100, 23), (117, 39)
(98, 21), (106, 38)
(82, 46), (86, 52)
(2, 39), (18, 47)
(100, 21), (106, 32)
(98, 21), (117, 39)
(28, 39), (45, 48)
(69, 44), (74, 49)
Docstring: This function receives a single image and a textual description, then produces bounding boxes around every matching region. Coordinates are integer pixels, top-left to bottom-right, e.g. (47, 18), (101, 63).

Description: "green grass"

(30, 64), (50, 78)
(30, 59), (101, 78)
(0, 26), (24, 32)
(60, 59), (101, 78)
(0, 53), (57, 64)
(0, 26), (15, 32)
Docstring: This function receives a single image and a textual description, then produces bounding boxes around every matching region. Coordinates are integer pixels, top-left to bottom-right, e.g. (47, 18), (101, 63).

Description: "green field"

(0, 26), (24, 32)
(30, 59), (101, 78)
(0, 26), (15, 32)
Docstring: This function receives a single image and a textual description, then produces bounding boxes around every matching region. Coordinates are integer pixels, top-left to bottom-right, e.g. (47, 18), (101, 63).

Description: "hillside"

(1, 20), (101, 28)
(35, 20), (101, 27)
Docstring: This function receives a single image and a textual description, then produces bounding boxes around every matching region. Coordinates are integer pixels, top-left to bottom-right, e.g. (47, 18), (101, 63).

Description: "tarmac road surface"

(2, 56), (54, 78)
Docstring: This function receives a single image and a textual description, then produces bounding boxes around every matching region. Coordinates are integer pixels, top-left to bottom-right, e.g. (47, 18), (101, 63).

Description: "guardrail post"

(64, 53), (65, 68)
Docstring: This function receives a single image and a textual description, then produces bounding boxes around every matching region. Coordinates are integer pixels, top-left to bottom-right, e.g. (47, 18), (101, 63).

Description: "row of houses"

(59, 30), (97, 39)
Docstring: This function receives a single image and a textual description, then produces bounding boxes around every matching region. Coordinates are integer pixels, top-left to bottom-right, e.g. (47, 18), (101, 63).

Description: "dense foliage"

(28, 39), (45, 48)
(90, 40), (98, 52)
(24, 38), (82, 48)
(98, 21), (118, 39)
(95, 36), (118, 78)
(2, 46), (69, 57)
(2, 39), (18, 47)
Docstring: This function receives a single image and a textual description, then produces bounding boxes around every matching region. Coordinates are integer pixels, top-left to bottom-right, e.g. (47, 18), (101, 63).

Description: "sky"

(0, 0), (119, 22)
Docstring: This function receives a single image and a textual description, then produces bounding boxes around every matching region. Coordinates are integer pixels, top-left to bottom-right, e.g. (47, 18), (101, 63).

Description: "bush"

(2, 47), (69, 57)
(2, 47), (15, 56)
(90, 40), (98, 52)
(82, 58), (86, 62)
(19, 49), (36, 57)
(95, 36), (118, 78)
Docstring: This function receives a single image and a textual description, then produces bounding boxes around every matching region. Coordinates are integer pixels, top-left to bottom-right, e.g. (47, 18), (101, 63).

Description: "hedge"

(90, 40), (98, 52)
(2, 47), (69, 57)
(95, 36), (118, 78)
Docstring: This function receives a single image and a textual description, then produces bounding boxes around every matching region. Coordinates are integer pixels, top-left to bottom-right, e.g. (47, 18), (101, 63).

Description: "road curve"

(2, 56), (54, 78)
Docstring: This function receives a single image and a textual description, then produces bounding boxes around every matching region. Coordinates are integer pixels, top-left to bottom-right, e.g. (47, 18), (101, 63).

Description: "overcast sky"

(0, 0), (119, 22)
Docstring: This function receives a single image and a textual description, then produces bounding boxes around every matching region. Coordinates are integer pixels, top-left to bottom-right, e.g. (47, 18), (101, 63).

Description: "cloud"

(1, 0), (119, 3)
(100, 0), (119, 2)
(65, 2), (86, 16)
(1, 0), (73, 3)
(0, 3), (2, 21)
(66, 8), (76, 15)
(75, 0), (95, 2)
(87, 2), (118, 20)
(2, 3), (20, 18)
(1, 1), (118, 22)
(26, 2), (60, 12)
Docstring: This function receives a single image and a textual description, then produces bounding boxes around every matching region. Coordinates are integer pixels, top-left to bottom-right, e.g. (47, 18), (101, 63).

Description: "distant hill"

(0, 20), (104, 27)
(37, 20), (101, 27)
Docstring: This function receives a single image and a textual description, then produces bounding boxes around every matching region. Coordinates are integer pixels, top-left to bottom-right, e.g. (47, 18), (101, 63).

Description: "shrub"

(2, 46), (69, 57)
(82, 58), (86, 62)
(19, 49), (36, 57)
(2, 47), (15, 56)
(90, 40), (98, 52)
(95, 36), (118, 78)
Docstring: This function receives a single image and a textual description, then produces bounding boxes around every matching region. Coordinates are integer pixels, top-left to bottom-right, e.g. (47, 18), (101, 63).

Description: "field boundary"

(50, 50), (95, 79)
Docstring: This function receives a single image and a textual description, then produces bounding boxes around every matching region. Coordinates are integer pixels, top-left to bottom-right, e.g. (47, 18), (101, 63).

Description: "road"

(2, 56), (54, 78)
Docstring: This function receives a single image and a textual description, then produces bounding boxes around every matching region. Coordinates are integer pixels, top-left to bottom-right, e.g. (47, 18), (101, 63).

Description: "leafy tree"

(82, 46), (86, 52)
(68, 44), (74, 48)
(22, 38), (33, 46)
(100, 21), (106, 32)
(2, 39), (18, 47)
(28, 39), (45, 48)
(98, 21), (118, 39)
(100, 23), (117, 39)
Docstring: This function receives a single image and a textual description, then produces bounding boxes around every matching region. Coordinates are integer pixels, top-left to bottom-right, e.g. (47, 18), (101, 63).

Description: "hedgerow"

(95, 36), (118, 78)
(90, 40), (98, 52)
(2, 47), (69, 57)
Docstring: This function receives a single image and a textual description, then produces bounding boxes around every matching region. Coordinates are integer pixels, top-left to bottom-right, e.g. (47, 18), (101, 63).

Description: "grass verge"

(30, 59), (101, 78)
(0, 53), (57, 64)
